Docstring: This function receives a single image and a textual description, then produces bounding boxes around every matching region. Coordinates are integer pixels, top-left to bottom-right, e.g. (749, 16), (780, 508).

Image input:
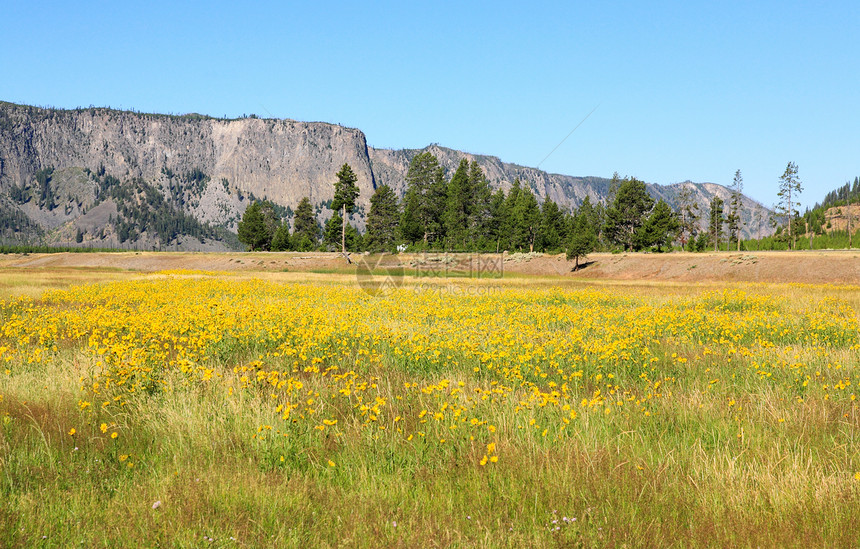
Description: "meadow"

(1, 264), (859, 547)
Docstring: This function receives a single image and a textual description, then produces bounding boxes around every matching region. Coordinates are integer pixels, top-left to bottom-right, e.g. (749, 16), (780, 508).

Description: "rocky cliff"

(0, 101), (771, 247)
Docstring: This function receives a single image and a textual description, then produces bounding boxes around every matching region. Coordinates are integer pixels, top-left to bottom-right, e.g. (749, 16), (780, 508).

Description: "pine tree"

(365, 185), (400, 252)
(709, 197), (725, 251)
(567, 211), (597, 270)
(604, 177), (654, 251)
(607, 171), (622, 205)
(443, 159), (471, 250)
(500, 180), (523, 251)
(237, 201), (273, 251)
(292, 197), (319, 251)
(324, 212), (343, 249)
(331, 163), (360, 255)
(513, 185), (541, 252)
(726, 170), (744, 251)
(777, 162), (802, 250)
(324, 212), (361, 250)
(468, 161), (492, 249)
(405, 152), (447, 245)
(398, 188), (423, 245)
(848, 190), (853, 250)
(486, 189), (507, 252)
(636, 199), (679, 252)
(271, 222), (292, 251)
(538, 195), (565, 252)
(576, 195), (600, 246)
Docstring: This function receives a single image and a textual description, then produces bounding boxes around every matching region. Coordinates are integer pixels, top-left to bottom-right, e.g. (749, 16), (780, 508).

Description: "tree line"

(240, 155), (859, 257)
(238, 153), (683, 265)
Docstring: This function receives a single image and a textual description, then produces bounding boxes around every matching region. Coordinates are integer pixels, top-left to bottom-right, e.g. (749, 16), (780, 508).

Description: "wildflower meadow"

(1, 266), (859, 547)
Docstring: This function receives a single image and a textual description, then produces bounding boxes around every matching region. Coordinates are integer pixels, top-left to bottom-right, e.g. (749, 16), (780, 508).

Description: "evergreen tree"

(468, 161), (492, 249)
(324, 213), (342, 249)
(576, 196), (599, 229)
(607, 171), (622, 205)
(777, 162), (802, 250)
(405, 152), (447, 245)
(398, 188), (424, 245)
(324, 212), (360, 251)
(486, 188), (507, 252)
(292, 196), (319, 251)
(259, 201), (281, 241)
(709, 197), (725, 251)
(603, 177), (654, 251)
(237, 201), (273, 251)
(513, 185), (541, 252)
(499, 180), (523, 250)
(847, 181), (854, 249)
(365, 185), (400, 252)
(443, 159), (471, 250)
(726, 170), (744, 251)
(271, 222), (292, 251)
(567, 212), (597, 270)
(637, 199), (679, 252)
(538, 195), (565, 252)
(331, 163), (360, 254)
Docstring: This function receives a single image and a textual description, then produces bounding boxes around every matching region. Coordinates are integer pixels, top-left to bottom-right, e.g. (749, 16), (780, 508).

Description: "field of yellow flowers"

(1, 268), (859, 547)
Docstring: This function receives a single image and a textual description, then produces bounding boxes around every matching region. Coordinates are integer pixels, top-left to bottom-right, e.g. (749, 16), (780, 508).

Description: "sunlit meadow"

(1, 268), (859, 547)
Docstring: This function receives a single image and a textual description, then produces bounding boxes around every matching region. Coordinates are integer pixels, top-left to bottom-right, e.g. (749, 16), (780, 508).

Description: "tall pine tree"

(399, 188), (423, 245)
(468, 161), (492, 250)
(777, 162), (802, 250)
(443, 159), (471, 250)
(331, 163), (360, 255)
(405, 152), (447, 245)
(513, 185), (541, 252)
(365, 185), (400, 252)
(237, 201), (271, 251)
(604, 177), (654, 251)
(538, 195), (565, 252)
(726, 170), (744, 251)
(709, 196), (725, 251)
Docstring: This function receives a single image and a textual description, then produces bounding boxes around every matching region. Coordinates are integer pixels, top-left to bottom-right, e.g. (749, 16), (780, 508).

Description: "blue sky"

(2, 1), (858, 208)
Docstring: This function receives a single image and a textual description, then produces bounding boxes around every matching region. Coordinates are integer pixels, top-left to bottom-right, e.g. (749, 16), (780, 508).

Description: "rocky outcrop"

(0, 103), (376, 209)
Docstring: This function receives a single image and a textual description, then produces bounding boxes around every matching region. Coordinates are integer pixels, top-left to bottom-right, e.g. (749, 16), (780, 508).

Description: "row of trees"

(237, 155), (681, 262)
(237, 156), (813, 257)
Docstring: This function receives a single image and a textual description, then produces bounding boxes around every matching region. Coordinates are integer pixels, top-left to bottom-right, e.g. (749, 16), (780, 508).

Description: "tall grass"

(1, 273), (858, 547)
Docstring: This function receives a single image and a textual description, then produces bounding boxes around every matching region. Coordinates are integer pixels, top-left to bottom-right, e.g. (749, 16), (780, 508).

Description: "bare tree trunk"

(787, 186), (793, 250)
(341, 204), (346, 254)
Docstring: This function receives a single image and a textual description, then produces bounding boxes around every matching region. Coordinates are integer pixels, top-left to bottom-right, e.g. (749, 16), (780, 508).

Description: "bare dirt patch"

(0, 250), (858, 285)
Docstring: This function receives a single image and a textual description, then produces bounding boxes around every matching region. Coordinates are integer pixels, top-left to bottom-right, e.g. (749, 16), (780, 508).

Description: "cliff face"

(0, 103), (375, 212)
(0, 102), (771, 247)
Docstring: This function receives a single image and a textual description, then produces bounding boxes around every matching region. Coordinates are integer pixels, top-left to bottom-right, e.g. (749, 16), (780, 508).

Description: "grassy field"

(1, 264), (859, 547)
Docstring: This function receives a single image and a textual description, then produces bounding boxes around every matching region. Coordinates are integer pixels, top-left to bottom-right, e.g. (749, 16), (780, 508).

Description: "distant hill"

(0, 101), (773, 248)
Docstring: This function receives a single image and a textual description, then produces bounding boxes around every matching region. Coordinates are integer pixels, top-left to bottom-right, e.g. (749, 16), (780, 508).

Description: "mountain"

(0, 101), (772, 248)
(371, 145), (771, 239)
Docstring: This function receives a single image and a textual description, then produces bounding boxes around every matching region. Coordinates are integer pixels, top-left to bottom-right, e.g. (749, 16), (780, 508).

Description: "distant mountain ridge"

(0, 101), (772, 248)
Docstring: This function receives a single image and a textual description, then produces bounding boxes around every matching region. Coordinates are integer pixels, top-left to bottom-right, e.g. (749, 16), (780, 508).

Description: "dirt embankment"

(1, 250), (859, 285)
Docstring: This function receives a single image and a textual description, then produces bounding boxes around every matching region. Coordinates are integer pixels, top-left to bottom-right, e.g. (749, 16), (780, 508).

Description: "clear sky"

(2, 1), (858, 208)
